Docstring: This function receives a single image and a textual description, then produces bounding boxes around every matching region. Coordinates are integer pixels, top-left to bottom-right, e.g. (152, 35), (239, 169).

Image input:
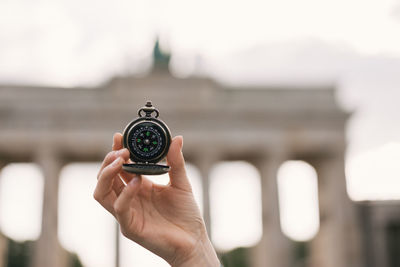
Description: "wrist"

(171, 234), (220, 267)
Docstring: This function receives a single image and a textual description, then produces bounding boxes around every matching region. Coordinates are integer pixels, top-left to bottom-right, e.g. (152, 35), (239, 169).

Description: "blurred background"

(0, 0), (400, 267)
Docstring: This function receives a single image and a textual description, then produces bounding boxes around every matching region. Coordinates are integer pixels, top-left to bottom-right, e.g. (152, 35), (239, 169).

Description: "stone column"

(251, 156), (291, 267)
(310, 154), (363, 267)
(32, 149), (67, 267)
(193, 155), (215, 238)
(0, 162), (7, 267)
(0, 233), (6, 267)
(115, 223), (120, 267)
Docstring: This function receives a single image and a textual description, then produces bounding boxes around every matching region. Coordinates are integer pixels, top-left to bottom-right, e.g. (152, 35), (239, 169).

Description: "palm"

(124, 178), (205, 260)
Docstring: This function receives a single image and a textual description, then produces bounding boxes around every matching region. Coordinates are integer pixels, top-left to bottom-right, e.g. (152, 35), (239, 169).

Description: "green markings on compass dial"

(129, 122), (167, 161)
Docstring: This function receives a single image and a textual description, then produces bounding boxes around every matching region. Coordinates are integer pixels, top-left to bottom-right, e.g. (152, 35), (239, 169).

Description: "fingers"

(114, 176), (142, 229)
(97, 132), (128, 183)
(119, 170), (136, 184)
(98, 148), (130, 179)
(113, 170), (139, 195)
(112, 176), (127, 195)
(94, 133), (132, 214)
(111, 132), (134, 190)
(111, 132), (136, 183)
(94, 157), (124, 214)
(167, 136), (192, 192)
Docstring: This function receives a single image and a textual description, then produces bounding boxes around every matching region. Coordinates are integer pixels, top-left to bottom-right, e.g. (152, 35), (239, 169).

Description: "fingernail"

(112, 157), (121, 166)
(112, 133), (117, 149)
(128, 177), (140, 187)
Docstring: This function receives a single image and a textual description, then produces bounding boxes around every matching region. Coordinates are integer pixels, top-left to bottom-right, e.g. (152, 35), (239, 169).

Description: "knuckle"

(113, 202), (123, 214)
(96, 170), (102, 180)
(93, 191), (100, 202)
(120, 228), (129, 238)
(105, 151), (115, 161)
(97, 167), (108, 181)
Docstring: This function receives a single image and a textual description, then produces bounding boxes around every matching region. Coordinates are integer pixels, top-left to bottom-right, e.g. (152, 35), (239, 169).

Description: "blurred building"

(359, 201), (400, 267)
(0, 43), (399, 267)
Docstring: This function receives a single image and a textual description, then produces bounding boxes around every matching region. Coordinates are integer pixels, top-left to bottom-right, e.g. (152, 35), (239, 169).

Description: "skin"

(94, 133), (220, 267)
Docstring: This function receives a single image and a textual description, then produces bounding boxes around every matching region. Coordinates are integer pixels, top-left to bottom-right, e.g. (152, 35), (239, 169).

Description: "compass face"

(126, 121), (169, 163)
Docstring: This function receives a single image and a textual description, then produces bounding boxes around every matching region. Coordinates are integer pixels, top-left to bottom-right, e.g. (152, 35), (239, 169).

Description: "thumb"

(167, 136), (192, 191)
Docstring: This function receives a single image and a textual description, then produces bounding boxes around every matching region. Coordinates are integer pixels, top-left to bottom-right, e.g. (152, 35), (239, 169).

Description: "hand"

(94, 133), (220, 267)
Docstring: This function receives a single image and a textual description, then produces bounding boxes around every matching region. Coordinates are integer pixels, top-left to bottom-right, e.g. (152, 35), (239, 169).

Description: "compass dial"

(126, 121), (169, 162)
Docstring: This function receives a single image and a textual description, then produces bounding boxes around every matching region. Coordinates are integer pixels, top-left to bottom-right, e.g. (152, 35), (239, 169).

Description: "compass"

(122, 101), (171, 175)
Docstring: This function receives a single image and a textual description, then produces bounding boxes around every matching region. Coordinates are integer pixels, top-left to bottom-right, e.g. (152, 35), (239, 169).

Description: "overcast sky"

(1, 0), (400, 266)
(1, 0), (398, 197)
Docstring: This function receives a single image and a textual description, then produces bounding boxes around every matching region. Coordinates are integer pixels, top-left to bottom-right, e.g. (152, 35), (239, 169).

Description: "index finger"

(97, 132), (126, 175)
(112, 132), (136, 185)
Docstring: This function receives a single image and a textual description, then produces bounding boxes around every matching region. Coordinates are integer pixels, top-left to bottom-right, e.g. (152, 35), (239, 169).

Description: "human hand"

(94, 133), (220, 267)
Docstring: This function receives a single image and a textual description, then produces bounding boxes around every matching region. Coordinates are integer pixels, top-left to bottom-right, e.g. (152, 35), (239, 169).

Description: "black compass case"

(122, 101), (172, 175)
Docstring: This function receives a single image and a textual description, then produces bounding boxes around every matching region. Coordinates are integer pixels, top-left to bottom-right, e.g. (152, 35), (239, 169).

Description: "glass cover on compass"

(122, 101), (171, 175)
